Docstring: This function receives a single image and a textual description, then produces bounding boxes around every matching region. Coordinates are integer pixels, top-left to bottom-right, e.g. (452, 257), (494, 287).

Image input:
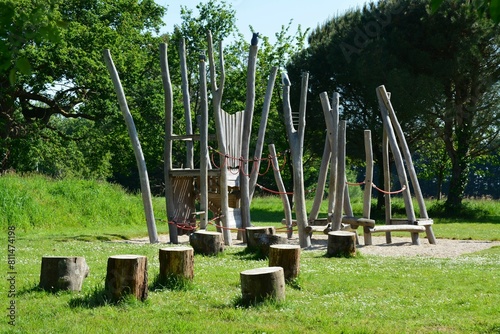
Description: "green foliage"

(288, 0), (500, 209)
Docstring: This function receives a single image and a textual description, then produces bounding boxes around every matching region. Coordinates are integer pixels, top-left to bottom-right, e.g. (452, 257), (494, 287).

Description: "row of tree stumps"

(37, 239), (303, 304)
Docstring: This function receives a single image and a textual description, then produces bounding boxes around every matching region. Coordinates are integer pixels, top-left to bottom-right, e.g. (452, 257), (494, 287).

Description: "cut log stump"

(245, 226), (275, 252)
(189, 230), (224, 256)
(158, 247), (194, 283)
(240, 266), (285, 303)
(39, 256), (89, 292)
(327, 231), (356, 257)
(105, 255), (148, 302)
(268, 244), (300, 281)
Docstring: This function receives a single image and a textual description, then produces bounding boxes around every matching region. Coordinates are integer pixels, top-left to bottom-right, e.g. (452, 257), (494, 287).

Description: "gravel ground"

(124, 233), (500, 258)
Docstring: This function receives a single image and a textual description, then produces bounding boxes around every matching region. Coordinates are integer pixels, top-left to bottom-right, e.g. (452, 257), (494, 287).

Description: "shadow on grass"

(149, 274), (194, 292)
(56, 234), (130, 242)
(232, 247), (267, 261)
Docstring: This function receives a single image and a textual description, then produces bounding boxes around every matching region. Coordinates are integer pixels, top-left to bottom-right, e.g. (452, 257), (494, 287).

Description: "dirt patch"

(120, 233), (500, 258)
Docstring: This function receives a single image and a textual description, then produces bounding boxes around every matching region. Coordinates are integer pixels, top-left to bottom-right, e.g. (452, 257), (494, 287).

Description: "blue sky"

(154, 0), (374, 41)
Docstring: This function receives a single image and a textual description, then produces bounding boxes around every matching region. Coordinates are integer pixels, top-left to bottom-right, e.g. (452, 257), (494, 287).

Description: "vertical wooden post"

(179, 39), (194, 169)
(103, 49), (158, 244)
(308, 135), (331, 223)
(199, 55), (209, 229)
(382, 128), (392, 244)
(282, 72), (311, 248)
(240, 33), (259, 236)
(363, 130), (374, 244)
(207, 31), (232, 245)
(160, 43), (178, 244)
(269, 144), (293, 238)
(332, 121), (347, 231)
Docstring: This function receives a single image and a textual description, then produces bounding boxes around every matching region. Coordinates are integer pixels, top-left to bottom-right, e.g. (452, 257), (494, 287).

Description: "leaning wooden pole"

(249, 66), (278, 200)
(269, 144), (293, 238)
(381, 89), (428, 218)
(308, 135), (331, 223)
(376, 86), (418, 244)
(207, 31), (231, 245)
(240, 33), (259, 234)
(103, 49), (158, 244)
(282, 72), (311, 248)
(159, 43), (178, 244)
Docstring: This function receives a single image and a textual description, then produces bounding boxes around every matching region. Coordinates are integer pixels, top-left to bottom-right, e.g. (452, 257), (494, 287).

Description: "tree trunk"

(105, 255), (148, 302)
(327, 231), (356, 257)
(446, 155), (469, 211)
(240, 267), (285, 303)
(268, 244), (300, 281)
(189, 230), (224, 256)
(39, 256), (89, 292)
(158, 247), (194, 283)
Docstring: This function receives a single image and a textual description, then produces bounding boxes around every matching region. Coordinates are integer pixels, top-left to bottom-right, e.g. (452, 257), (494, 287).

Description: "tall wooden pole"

(207, 31), (231, 245)
(240, 33), (259, 235)
(179, 39), (194, 169)
(249, 66), (278, 200)
(103, 49), (158, 244)
(269, 144), (293, 239)
(159, 43), (177, 244)
(376, 86), (418, 244)
(332, 121), (346, 231)
(199, 55), (209, 230)
(282, 72), (311, 248)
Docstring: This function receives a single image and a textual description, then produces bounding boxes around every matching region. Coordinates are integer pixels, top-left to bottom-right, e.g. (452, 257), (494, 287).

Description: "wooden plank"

(342, 216), (375, 227)
(370, 225), (425, 233)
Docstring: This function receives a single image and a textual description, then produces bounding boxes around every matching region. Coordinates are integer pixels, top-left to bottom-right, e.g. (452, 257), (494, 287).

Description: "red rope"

(372, 183), (407, 195)
(255, 183), (294, 195)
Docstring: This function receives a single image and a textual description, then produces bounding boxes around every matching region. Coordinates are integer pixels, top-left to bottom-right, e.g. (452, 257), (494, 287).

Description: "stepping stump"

(189, 230), (224, 256)
(269, 244), (300, 281)
(158, 247), (194, 283)
(39, 256), (89, 292)
(327, 231), (356, 257)
(240, 266), (285, 303)
(105, 255), (148, 302)
(246, 226), (287, 257)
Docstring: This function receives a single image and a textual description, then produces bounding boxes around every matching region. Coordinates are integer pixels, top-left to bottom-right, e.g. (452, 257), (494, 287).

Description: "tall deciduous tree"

(288, 0), (500, 212)
(0, 0), (165, 182)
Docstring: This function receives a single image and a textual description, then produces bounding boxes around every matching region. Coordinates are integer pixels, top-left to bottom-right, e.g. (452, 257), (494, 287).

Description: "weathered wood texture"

(189, 230), (224, 256)
(269, 144), (293, 238)
(104, 49), (158, 244)
(39, 256), (89, 292)
(240, 267), (285, 303)
(105, 255), (148, 302)
(158, 247), (194, 283)
(327, 231), (356, 257)
(282, 72), (311, 248)
(246, 226), (275, 252)
(268, 244), (301, 281)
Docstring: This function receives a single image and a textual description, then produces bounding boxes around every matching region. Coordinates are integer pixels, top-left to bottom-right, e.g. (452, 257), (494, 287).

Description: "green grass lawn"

(1, 175), (500, 333)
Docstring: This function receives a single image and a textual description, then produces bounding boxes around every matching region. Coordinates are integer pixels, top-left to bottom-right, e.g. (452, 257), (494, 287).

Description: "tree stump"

(105, 255), (148, 302)
(158, 247), (194, 283)
(245, 226), (275, 252)
(189, 230), (224, 256)
(39, 256), (89, 292)
(240, 266), (285, 303)
(257, 234), (288, 258)
(327, 231), (356, 257)
(268, 244), (300, 281)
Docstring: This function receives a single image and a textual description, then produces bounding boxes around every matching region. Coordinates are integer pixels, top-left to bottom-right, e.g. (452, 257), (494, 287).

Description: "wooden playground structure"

(107, 31), (436, 248)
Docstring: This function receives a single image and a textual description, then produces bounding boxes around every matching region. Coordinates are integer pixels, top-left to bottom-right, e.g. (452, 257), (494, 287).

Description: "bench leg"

(363, 226), (372, 245)
(425, 226), (437, 244)
(411, 232), (420, 245)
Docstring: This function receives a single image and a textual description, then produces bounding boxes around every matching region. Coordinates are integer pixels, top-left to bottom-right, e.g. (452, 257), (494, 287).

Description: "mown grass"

(1, 174), (500, 333)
